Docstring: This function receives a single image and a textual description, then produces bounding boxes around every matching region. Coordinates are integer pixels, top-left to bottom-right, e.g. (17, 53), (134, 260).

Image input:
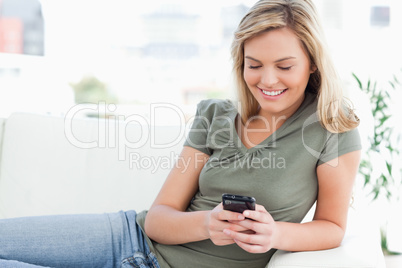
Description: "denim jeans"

(0, 210), (160, 268)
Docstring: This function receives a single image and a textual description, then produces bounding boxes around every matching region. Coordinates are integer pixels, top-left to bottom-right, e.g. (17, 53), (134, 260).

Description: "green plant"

(70, 75), (118, 104)
(381, 227), (402, 255)
(352, 72), (401, 201)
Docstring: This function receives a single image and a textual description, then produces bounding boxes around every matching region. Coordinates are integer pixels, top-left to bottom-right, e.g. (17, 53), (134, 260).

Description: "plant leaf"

(352, 73), (362, 89)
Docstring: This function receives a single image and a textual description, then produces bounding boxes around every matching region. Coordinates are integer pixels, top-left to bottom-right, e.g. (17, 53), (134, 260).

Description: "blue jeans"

(0, 210), (160, 268)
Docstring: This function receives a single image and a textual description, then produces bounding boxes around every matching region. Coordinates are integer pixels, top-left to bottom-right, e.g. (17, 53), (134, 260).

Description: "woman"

(142, 0), (361, 267)
(0, 0), (361, 267)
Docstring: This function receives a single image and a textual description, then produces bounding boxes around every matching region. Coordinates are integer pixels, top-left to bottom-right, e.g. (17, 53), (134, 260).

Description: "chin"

(259, 105), (287, 117)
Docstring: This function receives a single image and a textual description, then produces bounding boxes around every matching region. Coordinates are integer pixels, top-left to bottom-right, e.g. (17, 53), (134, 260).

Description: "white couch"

(0, 112), (386, 268)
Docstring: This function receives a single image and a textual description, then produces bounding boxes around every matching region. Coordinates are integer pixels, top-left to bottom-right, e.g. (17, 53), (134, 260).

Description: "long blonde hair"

(231, 0), (359, 133)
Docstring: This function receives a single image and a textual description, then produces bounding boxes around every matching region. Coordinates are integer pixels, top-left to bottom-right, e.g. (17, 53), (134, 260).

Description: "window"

(0, 0), (401, 120)
(370, 6), (390, 27)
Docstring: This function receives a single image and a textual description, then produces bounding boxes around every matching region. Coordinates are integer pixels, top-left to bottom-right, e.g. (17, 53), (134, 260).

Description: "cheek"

(283, 69), (310, 89)
(243, 69), (260, 86)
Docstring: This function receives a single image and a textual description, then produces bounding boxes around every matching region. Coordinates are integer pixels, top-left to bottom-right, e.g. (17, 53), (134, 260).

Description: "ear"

(310, 64), (317, 74)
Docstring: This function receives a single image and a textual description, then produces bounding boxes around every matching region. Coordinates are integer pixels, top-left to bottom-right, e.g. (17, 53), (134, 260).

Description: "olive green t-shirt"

(137, 93), (362, 268)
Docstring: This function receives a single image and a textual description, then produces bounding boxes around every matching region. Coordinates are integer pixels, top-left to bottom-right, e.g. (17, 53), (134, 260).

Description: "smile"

(260, 88), (287, 96)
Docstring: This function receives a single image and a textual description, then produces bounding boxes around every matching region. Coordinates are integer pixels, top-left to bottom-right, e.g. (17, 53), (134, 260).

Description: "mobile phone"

(222, 193), (256, 213)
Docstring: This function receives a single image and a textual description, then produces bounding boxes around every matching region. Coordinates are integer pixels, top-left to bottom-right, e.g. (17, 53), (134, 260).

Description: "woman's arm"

(223, 150), (361, 253)
(144, 146), (248, 245)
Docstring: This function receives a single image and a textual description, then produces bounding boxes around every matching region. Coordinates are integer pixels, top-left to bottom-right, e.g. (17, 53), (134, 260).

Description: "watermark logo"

(64, 102), (190, 161)
(63, 100), (343, 172)
(301, 106), (340, 168)
(207, 152), (286, 169)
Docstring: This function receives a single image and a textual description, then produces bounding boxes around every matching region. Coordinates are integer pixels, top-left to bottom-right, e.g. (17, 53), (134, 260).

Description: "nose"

(260, 69), (279, 88)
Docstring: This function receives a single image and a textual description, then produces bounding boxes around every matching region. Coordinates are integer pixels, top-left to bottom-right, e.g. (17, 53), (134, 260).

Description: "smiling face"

(243, 27), (315, 120)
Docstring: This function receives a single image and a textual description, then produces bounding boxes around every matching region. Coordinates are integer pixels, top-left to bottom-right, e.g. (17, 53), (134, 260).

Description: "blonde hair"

(231, 0), (359, 133)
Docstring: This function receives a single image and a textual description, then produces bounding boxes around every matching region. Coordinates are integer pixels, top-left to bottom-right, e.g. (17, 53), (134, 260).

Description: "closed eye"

(248, 65), (261, 69)
(278, 66), (292, 70)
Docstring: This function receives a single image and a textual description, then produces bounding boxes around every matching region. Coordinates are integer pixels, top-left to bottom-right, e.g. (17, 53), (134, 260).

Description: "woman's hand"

(205, 203), (252, 246)
(223, 204), (278, 253)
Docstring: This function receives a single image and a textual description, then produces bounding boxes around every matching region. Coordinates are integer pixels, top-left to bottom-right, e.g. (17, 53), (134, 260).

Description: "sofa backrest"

(0, 113), (185, 219)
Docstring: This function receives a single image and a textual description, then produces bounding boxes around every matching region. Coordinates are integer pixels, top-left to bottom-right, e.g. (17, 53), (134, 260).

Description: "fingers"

(227, 220), (251, 232)
(218, 210), (245, 221)
(223, 221), (275, 253)
(232, 218), (267, 234)
(221, 205), (276, 253)
(206, 218), (236, 246)
(243, 205), (273, 225)
(214, 202), (246, 221)
(234, 238), (268, 253)
(208, 202), (275, 250)
(207, 202), (248, 246)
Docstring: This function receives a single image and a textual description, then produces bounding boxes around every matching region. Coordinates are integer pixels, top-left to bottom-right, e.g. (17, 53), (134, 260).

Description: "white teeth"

(262, 89), (286, 96)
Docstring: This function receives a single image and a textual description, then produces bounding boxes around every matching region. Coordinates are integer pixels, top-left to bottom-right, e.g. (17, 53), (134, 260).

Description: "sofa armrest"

(267, 210), (385, 268)
(267, 236), (385, 268)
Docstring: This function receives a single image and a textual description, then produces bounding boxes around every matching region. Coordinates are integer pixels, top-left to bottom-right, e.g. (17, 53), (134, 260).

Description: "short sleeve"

(317, 127), (362, 165)
(183, 100), (213, 155)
